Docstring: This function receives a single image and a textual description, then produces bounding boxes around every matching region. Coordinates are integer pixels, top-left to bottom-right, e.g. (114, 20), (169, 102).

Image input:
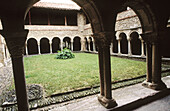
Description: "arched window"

(40, 38), (50, 54)
(120, 33), (128, 54)
(27, 38), (38, 55)
(130, 32), (141, 55)
(73, 36), (81, 51)
(63, 37), (71, 50)
(52, 37), (60, 53)
(89, 37), (93, 51)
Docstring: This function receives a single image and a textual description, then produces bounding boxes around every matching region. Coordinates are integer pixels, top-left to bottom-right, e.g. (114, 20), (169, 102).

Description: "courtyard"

(23, 53), (146, 96)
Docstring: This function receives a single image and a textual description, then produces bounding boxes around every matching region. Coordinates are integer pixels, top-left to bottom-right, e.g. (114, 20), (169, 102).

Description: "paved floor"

(33, 76), (170, 111)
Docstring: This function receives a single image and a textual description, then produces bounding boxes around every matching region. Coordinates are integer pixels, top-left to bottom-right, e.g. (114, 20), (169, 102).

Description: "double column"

(141, 32), (167, 90)
(0, 30), (30, 110)
(93, 32), (117, 108)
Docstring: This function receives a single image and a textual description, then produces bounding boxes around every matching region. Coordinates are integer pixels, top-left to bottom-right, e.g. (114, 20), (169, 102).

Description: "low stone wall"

(0, 64), (13, 104)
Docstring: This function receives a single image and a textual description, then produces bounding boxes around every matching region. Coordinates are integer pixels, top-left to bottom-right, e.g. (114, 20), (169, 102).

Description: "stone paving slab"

(33, 76), (170, 111)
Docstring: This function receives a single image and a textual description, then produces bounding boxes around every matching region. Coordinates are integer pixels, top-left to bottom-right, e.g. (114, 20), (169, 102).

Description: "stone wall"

(0, 36), (7, 67)
(0, 65), (13, 99)
(115, 9), (141, 31)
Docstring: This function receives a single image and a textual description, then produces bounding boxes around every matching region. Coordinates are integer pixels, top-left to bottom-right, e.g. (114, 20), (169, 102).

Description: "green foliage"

(56, 48), (75, 59)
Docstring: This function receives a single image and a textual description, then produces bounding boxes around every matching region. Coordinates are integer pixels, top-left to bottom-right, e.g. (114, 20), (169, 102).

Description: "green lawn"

(24, 53), (146, 96)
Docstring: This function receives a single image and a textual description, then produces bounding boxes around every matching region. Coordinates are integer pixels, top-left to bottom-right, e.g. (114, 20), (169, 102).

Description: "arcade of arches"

(0, 0), (170, 110)
(25, 31), (145, 57)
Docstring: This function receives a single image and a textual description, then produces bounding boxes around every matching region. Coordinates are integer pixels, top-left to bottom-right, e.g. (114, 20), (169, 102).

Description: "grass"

(24, 53), (146, 96)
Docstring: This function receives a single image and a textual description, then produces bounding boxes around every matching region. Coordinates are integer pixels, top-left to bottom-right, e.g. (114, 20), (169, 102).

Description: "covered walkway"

(33, 76), (170, 111)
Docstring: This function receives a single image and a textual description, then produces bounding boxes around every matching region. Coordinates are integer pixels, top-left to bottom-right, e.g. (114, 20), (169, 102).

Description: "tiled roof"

(33, 1), (81, 10)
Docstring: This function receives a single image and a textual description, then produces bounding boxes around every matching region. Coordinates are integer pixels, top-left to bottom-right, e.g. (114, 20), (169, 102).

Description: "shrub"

(56, 48), (75, 59)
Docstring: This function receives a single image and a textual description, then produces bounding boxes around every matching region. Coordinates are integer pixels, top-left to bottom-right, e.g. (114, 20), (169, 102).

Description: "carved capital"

(141, 30), (169, 45)
(140, 30), (168, 44)
(92, 32), (115, 48)
(0, 30), (29, 58)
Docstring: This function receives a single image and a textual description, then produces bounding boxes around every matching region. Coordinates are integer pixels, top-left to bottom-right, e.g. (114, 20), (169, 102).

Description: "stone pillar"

(88, 39), (91, 51)
(127, 37), (132, 56)
(93, 32), (117, 109)
(0, 30), (29, 111)
(141, 33), (153, 88)
(49, 40), (52, 53)
(25, 43), (28, 56)
(81, 38), (86, 51)
(141, 39), (145, 57)
(141, 32), (167, 90)
(71, 39), (73, 51)
(38, 42), (41, 54)
(151, 42), (166, 90)
(60, 40), (63, 50)
(117, 39), (121, 55)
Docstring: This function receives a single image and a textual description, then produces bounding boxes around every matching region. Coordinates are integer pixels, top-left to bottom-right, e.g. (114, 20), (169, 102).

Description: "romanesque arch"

(130, 32), (141, 55)
(40, 37), (50, 54)
(122, 0), (157, 33)
(27, 38), (38, 55)
(63, 37), (71, 50)
(73, 36), (81, 51)
(52, 37), (60, 53)
(120, 33), (128, 54)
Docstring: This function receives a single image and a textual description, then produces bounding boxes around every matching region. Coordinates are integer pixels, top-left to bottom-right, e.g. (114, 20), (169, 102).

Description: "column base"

(142, 80), (152, 88)
(98, 95), (117, 109)
(142, 80), (167, 90)
(149, 81), (167, 90)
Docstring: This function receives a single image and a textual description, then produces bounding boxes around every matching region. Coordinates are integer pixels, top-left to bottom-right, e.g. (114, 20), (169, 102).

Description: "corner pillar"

(93, 32), (117, 109)
(141, 32), (167, 90)
(151, 42), (166, 90)
(0, 30), (29, 111)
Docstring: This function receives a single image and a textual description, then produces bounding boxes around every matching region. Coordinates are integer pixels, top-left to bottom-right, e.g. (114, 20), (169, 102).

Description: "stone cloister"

(0, 0), (170, 110)
(0, 5), (146, 59)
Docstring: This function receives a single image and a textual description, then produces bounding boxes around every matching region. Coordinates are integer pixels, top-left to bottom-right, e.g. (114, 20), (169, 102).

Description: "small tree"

(56, 48), (75, 59)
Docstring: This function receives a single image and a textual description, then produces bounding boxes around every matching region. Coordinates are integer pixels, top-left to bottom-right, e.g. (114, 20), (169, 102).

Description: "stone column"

(141, 39), (145, 57)
(25, 43), (28, 56)
(93, 32), (117, 109)
(141, 32), (167, 90)
(117, 39), (121, 55)
(81, 38), (86, 51)
(88, 39), (91, 51)
(151, 42), (166, 90)
(49, 40), (52, 53)
(141, 33), (153, 87)
(60, 40), (63, 50)
(0, 30), (29, 111)
(38, 42), (41, 54)
(71, 39), (73, 51)
(127, 37), (132, 56)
